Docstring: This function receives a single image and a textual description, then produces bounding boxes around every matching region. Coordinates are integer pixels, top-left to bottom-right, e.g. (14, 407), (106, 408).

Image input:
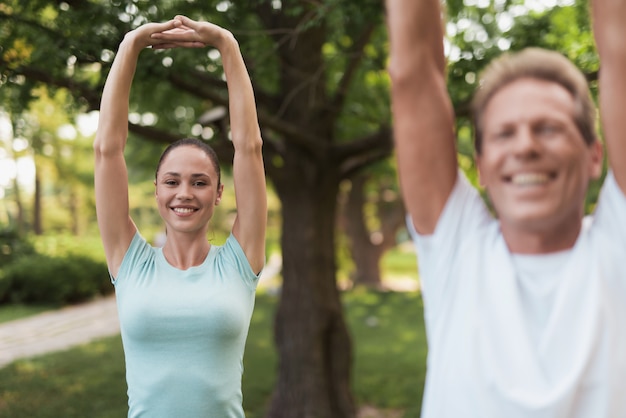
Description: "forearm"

(386, 0), (446, 83)
(216, 32), (262, 152)
(592, 0), (626, 190)
(94, 35), (142, 156)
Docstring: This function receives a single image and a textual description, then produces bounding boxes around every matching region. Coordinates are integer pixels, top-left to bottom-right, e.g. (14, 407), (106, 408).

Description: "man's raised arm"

(386, 0), (458, 235)
(592, 0), (626, 193)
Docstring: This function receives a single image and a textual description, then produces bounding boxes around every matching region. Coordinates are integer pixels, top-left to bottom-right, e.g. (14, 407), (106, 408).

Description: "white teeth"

(173, 207), (195, 214)
(511, 173), (549, 185)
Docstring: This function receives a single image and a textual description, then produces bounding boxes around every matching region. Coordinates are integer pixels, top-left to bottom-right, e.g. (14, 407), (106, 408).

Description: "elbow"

(388, 58), (447, 97)
(247, 136), (264, 156)
(93, 133), (126, 159)
(93, 136), (105, 160)
(234, 131), (263, 154)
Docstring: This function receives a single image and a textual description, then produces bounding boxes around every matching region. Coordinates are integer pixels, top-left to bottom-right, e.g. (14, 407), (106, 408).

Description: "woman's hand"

(121, 19), (188, 51)
(150, 15), (232, 50)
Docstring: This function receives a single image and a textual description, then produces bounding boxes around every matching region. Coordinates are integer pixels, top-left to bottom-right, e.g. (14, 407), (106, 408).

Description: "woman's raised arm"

(94, 20), (178, 277)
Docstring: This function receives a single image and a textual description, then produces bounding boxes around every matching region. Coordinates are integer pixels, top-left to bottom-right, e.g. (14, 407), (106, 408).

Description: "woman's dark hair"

(155, 138), (221, 186)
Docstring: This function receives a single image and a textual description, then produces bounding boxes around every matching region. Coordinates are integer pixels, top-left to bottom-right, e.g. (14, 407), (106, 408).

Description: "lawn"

(0, 289), (427, 418)
(0, 304), (55, 324)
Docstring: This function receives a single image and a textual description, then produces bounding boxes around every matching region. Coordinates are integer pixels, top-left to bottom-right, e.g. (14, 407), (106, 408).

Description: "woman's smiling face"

(476, 77), (603, 247)
(155, 145), (223, 235)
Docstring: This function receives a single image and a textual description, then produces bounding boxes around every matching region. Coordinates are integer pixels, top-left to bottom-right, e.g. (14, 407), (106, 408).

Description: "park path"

(0, 295), (119, 368)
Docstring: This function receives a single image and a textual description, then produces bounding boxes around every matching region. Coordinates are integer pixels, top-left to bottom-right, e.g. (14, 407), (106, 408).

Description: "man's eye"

(536, 124), (559, 135)
(495, 129), (514, 139)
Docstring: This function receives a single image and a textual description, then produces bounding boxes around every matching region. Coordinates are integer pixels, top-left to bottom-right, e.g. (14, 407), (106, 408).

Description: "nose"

(513, 126), (541, 158)
(176, 184), (193, 200)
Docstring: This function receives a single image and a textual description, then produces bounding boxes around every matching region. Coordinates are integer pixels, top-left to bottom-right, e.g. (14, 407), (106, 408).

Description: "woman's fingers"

(149, 16), (225, 48)
(173, 15), (198, 29)
(151, 40), (205, 49)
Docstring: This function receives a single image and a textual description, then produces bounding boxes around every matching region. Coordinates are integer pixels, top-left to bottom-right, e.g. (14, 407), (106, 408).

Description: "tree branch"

(0, 11), (62, 40)
(168, 70), (327, 157)
(5, 64), (101, 110)
(330, 23), (376, 114)
(333, 126), (392, 161)
(337, 127), (394, 179)
(339, 145), (393, 180)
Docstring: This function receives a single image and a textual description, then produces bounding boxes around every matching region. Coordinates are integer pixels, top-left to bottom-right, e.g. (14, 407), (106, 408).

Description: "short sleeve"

(592, 171), (626, 247)
(406, 171), (493, 318)
(112, 232), (153, 285)
(220, 234), (263, 290)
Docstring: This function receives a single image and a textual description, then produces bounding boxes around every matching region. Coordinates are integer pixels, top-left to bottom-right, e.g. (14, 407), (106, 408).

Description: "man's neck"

(500, 218), (583, 255)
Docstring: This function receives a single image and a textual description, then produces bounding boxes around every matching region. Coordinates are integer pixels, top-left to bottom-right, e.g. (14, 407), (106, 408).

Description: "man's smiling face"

(476, 77), (603, 245)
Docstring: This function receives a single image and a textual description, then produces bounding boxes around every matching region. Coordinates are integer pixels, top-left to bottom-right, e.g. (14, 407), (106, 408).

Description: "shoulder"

(408, 172), (492, 245)
(113, 232), (155, 283)
(212, 234), (262, 288)
(592, 171), (626, 236)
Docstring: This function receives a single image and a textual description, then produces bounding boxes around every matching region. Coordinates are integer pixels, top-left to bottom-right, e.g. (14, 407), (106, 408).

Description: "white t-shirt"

(408, 172), (626, 418)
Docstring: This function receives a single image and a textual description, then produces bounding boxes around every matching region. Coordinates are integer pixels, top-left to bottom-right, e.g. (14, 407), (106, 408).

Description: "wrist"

(213, 29), (238, 53)
(119, 31), (145, 56)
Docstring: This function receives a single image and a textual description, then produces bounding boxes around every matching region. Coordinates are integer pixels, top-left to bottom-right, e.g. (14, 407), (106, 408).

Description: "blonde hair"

(471, 47), (596, 154)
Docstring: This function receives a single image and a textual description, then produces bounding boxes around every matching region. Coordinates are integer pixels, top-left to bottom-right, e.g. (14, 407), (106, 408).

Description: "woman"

(94, 15), (266, 417)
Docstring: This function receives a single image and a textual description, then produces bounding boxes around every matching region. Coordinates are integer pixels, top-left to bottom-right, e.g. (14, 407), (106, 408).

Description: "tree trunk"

(69, 188), (79, 235)
(12, 177), (24, 234)
(341, 174), (406, 288)
(267, 163), (355, 418)
(33, 171), (42, 235)
(343, 175), (383, 287)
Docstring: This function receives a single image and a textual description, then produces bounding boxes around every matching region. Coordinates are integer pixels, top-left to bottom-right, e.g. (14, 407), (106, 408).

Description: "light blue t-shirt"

(113, 233), (260, 418)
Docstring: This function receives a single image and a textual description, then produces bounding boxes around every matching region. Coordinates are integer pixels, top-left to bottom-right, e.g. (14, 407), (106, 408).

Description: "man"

(386, 1), (626, 417)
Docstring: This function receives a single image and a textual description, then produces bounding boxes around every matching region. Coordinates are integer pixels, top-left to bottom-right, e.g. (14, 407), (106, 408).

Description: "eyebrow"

(163, 172), (210, 178)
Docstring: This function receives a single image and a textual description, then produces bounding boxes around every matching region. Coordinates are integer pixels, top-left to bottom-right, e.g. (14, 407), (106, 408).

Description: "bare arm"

(154, 16), (267, 273)
(94, 20), (178, 277)
(592, 0), (626, 193)
(386, 0), (458, 234)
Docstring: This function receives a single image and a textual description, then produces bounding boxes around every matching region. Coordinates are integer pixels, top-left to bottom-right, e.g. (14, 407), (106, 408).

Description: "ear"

(589, 140), (604, 180)
(215, 184), (225, 205)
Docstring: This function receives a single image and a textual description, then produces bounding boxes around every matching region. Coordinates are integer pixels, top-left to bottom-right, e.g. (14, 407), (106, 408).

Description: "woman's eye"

(193, 182), (206, 187)
(165, 180), (177, 186)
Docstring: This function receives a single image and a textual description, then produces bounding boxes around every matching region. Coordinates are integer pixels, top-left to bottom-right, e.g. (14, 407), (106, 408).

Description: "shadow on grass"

(0, 290), (426, 418)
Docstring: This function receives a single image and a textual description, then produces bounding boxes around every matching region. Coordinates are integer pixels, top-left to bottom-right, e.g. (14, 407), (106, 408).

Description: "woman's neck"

(161, 231), (211, 270)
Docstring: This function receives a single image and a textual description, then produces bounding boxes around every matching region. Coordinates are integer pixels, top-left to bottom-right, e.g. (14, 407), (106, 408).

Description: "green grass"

(381, 244), (418, 278)
(0, 290), (427, 417)
(0, 304), (55, 324)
